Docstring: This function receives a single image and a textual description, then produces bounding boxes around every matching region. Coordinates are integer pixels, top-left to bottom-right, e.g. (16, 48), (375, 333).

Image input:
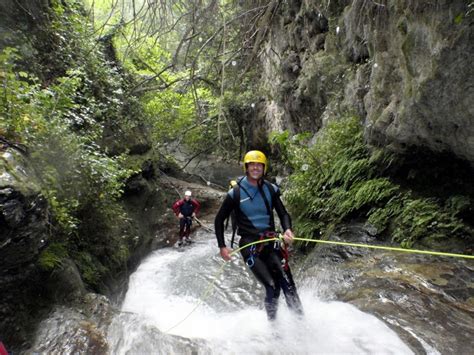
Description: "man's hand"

(178, 213), (184, 219)
(192, 212), (196, 218)
(282, 229), (295, 245)
(220, 247), (232, 261)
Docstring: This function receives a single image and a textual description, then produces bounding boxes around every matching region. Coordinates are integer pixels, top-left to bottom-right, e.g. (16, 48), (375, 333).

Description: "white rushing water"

(108, 232), (413, 354)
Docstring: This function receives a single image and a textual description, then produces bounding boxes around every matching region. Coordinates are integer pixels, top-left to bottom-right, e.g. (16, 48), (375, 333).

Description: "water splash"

(108, 235), (414, 354)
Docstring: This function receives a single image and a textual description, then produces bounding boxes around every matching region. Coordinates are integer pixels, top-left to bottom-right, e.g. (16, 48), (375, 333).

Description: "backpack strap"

(259, 180), (276, 230)
(262, 180), (277, 204)
(232, 182), (240, 208)
(230, 182), (241, 248)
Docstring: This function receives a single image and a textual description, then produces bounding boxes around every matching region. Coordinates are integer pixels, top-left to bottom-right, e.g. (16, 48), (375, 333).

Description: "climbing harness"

(246, 245), (257, 267)
(245, 232), (270, 268)
(245, 231), (289, 270)
(276, 234), (290, 271)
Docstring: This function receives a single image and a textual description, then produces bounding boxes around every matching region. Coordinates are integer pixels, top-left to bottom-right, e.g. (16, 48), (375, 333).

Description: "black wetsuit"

(215, 177), (303, 320)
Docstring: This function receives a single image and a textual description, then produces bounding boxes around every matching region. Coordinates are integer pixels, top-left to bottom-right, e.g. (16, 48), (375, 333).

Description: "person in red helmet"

(172, 190), (201, 246)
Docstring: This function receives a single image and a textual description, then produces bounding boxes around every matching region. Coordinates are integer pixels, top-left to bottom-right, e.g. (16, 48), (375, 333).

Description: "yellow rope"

(292, 237), (474, 259)
(163, 235), (473, 332)
(163, 239), (269, 333)
(164, 258), (228, 333)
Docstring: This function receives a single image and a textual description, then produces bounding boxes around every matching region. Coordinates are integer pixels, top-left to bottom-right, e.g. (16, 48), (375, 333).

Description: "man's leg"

(178, 219), (186, 245)
(240, 241), (281, 320)
(271, 250), (304, 316)
(252, 257), (281, 320)
(185, 218), (192, 240)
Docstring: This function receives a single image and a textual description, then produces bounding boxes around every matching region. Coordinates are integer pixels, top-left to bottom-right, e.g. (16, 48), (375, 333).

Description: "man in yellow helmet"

(214, 150), (303, 320)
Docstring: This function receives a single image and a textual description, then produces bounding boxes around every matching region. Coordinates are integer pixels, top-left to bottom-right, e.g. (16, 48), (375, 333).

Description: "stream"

(28, 223), (473, 354)
(106, 225), (471, 354)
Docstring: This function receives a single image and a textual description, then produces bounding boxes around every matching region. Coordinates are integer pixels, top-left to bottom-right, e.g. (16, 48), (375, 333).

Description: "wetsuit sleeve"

(215, 194), (235, 248)
(273, 191), (292, 231)
(191, 199), (201, 215)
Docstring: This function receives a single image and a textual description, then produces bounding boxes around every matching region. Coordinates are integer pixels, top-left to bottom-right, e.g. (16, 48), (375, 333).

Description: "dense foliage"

(0, 1), (140, 287)
(271, 116), (473, 248)
(86, 0), (265, 156)
(1, 0), (265, 288)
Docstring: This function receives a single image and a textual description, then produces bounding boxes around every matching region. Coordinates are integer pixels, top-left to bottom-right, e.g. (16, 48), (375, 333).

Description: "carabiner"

(273, 233), (284, 250)
(274, 239), (280, 250)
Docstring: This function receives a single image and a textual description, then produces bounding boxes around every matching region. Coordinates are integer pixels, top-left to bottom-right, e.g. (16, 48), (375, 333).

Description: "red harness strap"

(280, 243), (290, 271)
(258, 231), (290, 271)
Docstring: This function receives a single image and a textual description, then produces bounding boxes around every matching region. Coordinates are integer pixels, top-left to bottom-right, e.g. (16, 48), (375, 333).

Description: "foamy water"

(108, 234), (414, 354)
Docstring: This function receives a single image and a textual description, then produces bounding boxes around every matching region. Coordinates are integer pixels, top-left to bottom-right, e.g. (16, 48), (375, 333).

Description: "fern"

(38, 243), (68, 271)
(271, 115), (473, 249)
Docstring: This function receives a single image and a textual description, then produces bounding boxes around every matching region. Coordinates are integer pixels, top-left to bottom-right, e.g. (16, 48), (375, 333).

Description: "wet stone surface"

(298, 223), (474, 354)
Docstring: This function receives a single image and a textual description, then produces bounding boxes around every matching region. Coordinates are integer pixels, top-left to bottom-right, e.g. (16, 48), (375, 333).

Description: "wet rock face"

(0, 149), (49, 348)
(299, 223), (474, 354)
(357, 1), (474, 163)
(260, 3), (333, 135)
(26, 293), (113, 354)
(260, 0), (473, 164)
(0, 188), (48, 268)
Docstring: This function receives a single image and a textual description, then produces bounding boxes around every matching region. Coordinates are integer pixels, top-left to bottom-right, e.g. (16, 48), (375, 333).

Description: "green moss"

(390, 197), (468, 248)
(74, 252), (106, 286)
(271, 115), (473, 249)
(38, 243), (69, 271)
(454, 13), (464, 25)
(0, 1), (142, 289)
(397, 17), (408, 35)
(401, 33), (416, 77)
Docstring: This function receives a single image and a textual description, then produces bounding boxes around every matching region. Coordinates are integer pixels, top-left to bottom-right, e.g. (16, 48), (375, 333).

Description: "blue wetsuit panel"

(228, 177), (278, 233)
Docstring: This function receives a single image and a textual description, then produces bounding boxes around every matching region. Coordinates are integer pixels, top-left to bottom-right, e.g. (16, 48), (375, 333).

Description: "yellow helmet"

(243, 150), (268, 173)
